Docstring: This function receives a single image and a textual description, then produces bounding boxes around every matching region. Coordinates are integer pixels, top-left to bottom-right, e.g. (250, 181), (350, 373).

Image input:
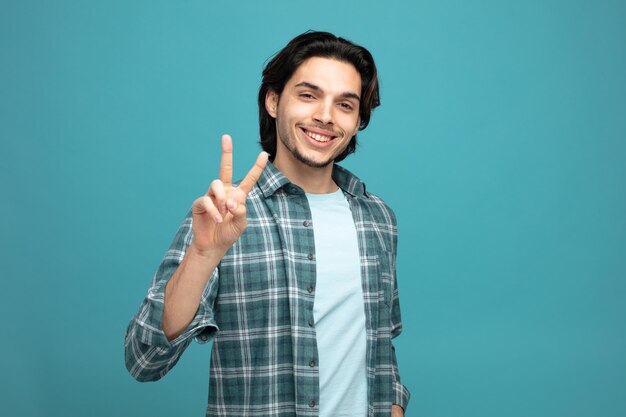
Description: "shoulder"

(235, 180), (274, 224)
(333, 164), (397, 228)
(360, 190), (398, 228)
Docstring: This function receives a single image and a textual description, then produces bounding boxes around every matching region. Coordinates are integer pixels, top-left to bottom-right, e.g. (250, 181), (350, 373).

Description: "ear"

(265, 90), (278, 118)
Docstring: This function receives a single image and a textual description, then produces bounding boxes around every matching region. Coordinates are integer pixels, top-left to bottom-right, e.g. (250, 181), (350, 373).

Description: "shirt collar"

(331, 164), (367, 198)
(256, 161), (368, 199)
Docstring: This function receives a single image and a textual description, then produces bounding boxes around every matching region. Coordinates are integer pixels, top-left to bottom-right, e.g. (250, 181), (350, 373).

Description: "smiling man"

(125, 31), (410, 417)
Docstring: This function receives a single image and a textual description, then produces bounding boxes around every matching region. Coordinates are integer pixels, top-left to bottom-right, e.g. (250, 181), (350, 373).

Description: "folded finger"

(207, 179), (227, 215)
(192, 195), (223, 223)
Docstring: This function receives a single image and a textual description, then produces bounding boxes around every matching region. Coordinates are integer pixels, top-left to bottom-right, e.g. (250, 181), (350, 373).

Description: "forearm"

(162, 242), (225, 341)
(392, 404), (404, 417)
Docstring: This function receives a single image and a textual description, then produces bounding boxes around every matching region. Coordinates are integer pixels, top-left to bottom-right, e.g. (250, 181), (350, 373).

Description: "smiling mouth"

(301, 127), (335, 143)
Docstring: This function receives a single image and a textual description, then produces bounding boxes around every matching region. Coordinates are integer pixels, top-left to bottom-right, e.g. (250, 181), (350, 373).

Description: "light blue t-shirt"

(306, 189), (368, 417)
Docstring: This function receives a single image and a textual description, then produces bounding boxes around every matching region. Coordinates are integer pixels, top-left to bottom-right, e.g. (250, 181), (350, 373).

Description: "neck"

(273, 155), (338, 194)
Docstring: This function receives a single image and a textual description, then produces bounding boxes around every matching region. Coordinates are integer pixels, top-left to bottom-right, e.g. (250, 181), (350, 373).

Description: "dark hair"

(258, 31), (380, 162)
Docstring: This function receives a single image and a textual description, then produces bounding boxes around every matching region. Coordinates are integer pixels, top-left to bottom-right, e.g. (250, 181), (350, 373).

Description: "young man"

(125, 31), (410, 417)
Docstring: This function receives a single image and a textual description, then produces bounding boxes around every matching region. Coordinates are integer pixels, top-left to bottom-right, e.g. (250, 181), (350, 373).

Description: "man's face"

(266, 57), (362, 169)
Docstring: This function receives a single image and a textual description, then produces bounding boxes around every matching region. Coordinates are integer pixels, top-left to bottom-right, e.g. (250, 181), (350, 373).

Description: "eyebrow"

(294, 81), (361, 102)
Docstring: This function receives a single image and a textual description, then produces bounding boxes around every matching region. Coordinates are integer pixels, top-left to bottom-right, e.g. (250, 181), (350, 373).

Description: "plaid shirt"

(125, 162), (410, 416)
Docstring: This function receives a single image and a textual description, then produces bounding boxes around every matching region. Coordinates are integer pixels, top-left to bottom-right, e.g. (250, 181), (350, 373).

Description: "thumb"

(226, 187), (246, 213)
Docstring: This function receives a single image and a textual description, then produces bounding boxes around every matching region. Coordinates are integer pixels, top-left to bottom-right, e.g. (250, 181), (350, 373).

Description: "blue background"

(2, 1), (625, 416)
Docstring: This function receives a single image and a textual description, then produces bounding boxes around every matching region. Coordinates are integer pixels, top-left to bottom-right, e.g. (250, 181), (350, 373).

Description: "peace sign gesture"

(190, 134), (268, 255)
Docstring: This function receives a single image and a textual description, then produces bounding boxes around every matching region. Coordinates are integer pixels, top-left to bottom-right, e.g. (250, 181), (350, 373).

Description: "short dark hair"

(258, 31), (380, 162)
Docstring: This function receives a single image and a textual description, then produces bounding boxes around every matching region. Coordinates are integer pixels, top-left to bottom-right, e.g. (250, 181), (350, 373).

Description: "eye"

(339, 102), (354, 111)
(299, 93), (315, 100)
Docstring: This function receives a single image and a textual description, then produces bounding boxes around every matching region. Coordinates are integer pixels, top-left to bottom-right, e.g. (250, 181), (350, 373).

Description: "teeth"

(304, 129), (332, 142)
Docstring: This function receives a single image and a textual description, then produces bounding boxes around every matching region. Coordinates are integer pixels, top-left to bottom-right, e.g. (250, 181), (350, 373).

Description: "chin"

(296, 152), (335, 168)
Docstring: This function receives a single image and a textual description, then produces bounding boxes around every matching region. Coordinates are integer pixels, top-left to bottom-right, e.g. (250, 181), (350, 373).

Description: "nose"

(313, 99), (333, 125)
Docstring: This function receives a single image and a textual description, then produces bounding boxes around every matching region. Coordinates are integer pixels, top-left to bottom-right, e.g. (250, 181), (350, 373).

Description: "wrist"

(188, 240), (228, 262)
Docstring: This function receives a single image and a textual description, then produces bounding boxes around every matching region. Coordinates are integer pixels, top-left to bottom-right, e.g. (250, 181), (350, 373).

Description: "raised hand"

(190, 134), (268, 255)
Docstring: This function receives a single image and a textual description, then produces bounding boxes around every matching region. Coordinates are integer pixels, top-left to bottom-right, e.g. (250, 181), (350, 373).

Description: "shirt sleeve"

(390, 222), (411, 411)
(124, 211), (220, 382)
(391, 341), (410, 411)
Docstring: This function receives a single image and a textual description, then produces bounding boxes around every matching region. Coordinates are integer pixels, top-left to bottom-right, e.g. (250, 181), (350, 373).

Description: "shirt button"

(307, 253), (314, 260)
(309, 400), (316, 408)
(303, 220), (310, 227)
(199, 334), (208, 342)
(307, 286), (313, 293)
(308, 319), (314, 327)
(309, 360), (316, 367)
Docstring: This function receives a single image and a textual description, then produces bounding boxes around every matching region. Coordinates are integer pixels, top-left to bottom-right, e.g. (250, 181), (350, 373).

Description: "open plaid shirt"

(125, 162), (410, 416)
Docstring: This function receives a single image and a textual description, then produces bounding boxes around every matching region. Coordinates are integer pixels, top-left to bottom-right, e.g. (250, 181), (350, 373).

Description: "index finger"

(237, 151), (269, 196)
(219, 134), (233, 186)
